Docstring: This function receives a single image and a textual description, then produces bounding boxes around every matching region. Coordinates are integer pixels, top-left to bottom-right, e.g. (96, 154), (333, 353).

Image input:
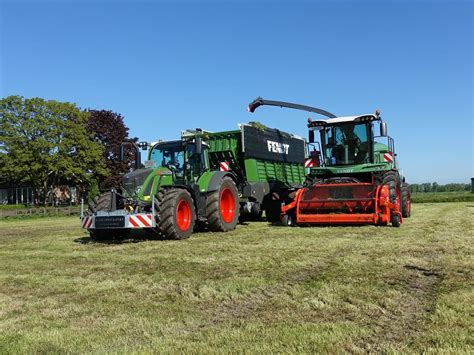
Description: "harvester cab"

(248, 97), (411, 227)
(307, 112), (395, 168)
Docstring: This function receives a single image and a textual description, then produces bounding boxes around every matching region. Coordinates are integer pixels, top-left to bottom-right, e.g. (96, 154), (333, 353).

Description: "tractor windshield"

(322, 123), (371, 166)
(150, 142), (186, 170)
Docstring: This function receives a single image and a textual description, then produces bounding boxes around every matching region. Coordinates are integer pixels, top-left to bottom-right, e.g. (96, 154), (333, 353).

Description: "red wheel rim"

(220, 187), (235, 223)
(176, 199), (191, 231)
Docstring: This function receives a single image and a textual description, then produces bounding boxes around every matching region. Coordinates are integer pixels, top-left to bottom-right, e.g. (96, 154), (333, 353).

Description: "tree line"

(410, 182), (471, 193)
(0, 95), (135, 205)
(1, 95), (470, 205)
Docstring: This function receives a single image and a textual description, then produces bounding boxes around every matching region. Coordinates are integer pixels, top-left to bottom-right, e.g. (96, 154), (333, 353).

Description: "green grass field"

(0, 203), (473, 353)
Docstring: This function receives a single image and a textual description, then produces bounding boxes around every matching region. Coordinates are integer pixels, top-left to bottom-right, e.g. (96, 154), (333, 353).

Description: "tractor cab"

(148, 136), (209, 182)
(118, 130), (208, 202)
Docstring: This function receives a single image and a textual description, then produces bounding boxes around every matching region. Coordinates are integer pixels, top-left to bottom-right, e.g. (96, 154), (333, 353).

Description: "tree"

(0, 96), (107, 205)
(86, 109), (135, 189)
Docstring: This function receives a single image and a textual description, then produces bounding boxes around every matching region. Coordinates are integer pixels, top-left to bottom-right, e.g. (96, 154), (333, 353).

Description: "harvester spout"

(247, 97), (337, 119)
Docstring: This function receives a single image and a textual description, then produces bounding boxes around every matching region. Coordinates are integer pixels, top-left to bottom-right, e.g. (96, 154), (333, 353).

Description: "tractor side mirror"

(195, 136), (202, 155)
(308, 130), (315, 143)
(119, 142), (141, 169)
(119, 144), (124, 161)
(380, 122), (388, 137)
(134, 148), (141, 169)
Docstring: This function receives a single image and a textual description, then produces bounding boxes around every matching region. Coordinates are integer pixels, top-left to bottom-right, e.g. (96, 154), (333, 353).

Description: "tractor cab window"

(322, 123), (370, 165)
(150, 142), (207, 178)
(150, 144), (185, 171)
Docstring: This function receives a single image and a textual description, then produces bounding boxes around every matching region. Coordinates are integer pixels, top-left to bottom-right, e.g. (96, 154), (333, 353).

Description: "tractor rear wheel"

(380, 171), (401, 227)
(401, 183), (411, 218)
(155, 189), (196, 239)
(206, 177), (239, 232)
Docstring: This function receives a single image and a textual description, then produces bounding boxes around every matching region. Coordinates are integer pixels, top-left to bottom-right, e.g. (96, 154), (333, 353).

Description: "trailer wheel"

(155, 189), (196, 239)
(206, 177), (239, 232)
(264, 201), (281, 223)
(401, 183), (411, 218)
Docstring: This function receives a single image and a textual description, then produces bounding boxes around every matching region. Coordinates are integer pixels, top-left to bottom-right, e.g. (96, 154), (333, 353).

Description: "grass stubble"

(0, 202), (472, 353)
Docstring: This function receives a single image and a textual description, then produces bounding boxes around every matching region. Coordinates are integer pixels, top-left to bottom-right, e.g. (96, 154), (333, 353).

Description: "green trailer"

(81, 123), (306, 240)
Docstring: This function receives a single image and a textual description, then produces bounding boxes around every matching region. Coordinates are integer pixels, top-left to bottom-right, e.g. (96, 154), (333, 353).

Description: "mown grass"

(0, 203), (472, 353)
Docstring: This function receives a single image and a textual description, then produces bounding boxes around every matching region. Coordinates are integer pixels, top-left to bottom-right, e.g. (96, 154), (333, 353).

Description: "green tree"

(86, 109), (134, 189)
(0, 95), (107, 205)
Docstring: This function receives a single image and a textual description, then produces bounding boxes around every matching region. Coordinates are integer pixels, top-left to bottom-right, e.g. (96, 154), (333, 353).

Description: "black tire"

(206, 177), (239, 232)
(401, 182), (411, 218)
(380, 170), (401, 226)
(281, 214), (294, 226)
(88, 191), (113, 214)
(250, 203), (263, 220)
(391, 214), (401, 228)
(240, 202), (263, 222)
(264, 202), (281, 222)
(155, 189), (196, 240)
(263, 194), (282, 223)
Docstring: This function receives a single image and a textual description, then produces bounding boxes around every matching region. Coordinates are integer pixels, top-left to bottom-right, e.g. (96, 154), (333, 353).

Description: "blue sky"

(1, 0), (472, 183)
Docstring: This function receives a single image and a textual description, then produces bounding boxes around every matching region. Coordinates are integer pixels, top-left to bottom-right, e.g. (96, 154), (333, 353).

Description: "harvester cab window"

(323, 123), (370, 165)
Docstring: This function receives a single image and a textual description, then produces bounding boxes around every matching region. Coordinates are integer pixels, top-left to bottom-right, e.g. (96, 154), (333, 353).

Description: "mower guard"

(282, 182), (402, 226)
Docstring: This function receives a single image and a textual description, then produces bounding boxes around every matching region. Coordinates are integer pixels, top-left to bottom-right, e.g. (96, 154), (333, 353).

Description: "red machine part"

(281, 182), (402, 227)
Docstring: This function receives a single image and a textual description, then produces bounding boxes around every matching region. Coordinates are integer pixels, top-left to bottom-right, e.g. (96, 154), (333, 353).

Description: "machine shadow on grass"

(74, 229), (167, 244)
(73, 223), (232, 244)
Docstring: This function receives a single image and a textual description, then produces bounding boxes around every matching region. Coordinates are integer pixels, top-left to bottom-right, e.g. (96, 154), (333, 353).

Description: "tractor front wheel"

(155, 189), (196, 239)
(206, 177), (239, 232)
(88, 191), (113, 214)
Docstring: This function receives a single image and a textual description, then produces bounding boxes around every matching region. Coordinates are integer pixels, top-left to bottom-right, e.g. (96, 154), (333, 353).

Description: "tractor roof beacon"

(247, 97), (411, 227)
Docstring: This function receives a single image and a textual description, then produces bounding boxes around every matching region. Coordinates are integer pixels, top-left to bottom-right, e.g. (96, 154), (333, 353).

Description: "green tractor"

(81, 123), (307, 239)
(248, 98), (411, 227)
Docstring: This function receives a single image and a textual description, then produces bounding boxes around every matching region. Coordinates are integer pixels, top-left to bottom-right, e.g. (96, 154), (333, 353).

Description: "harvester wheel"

(381, 171), (401, 226)
(155, 189), (196, 240)
(391, 214), (401, 227)
(281, 214), (294, 226)
(206, 177), (239, 232)
(401, 183), (411, 218)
